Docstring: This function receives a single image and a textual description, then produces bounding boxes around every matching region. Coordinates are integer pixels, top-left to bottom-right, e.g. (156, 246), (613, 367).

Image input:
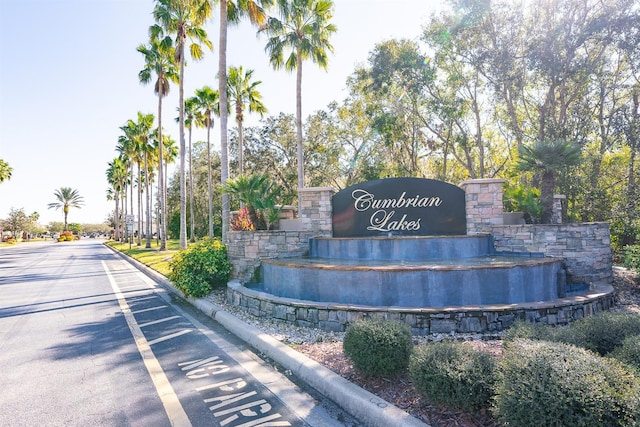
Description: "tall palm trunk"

(157, 87), (167, 251)
(219, 0), (230, 242)
(130, 165), (134, 243)
(114, 193), (120, 241)
(295, 48), (304, 207)
(237, 102), (244, 175)
(137, 163), (142, 246)
(144, 153), (152, 248)
(188, 127), (195, 242)
(207, 124), (213, 237)
(178, 44), (188, 250)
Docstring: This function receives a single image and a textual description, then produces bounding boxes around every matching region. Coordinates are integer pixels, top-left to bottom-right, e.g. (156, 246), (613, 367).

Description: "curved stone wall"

(227, 280), (615, 334)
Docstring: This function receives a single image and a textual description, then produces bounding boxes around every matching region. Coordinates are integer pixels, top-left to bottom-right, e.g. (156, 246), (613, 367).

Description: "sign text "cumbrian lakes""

(331, 178), (466, 237)
(351, 189), (443, 233)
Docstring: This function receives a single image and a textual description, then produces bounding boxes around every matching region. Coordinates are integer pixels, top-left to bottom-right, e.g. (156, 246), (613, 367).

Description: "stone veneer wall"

(225, 179), (615, 333)
(227, 281), (615, 334)
(226, 187), (334, 283)
(459, 178), (506, 234)
(491, 223), (613, 286)
(458, 178), (612, 287)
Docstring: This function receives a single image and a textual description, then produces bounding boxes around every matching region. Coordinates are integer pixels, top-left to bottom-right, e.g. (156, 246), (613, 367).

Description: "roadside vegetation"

(106, 240), (180, 277)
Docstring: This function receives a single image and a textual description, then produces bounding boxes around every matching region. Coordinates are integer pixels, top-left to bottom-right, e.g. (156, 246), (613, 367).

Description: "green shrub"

(493, 339), (640, 427)
(168, 238), (232, 298)
(504, 312), (640, 357)
(343, 318), (412, 377)
(409, 341), (497, 411)
(611, 335), (640, 372)
(624, 244), (640, 271)
(502, 319), (558, 343)
(562, 311), (640, 356)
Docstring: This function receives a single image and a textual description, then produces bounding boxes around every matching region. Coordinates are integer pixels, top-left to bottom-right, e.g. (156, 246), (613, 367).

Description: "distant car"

(89, 233), (96, 238)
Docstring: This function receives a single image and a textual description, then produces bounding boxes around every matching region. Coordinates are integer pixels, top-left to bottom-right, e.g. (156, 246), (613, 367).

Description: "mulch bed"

(296, 268), (640, 427)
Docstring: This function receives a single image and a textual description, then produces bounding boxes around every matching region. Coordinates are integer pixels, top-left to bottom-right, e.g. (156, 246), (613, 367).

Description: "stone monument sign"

(332, 177), (466, 237)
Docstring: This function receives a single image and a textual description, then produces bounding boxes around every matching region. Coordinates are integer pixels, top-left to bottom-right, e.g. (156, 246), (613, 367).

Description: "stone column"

(297, 187), (335, 234)
(552, 195), (565, 224)
(459, 178), (506, 234)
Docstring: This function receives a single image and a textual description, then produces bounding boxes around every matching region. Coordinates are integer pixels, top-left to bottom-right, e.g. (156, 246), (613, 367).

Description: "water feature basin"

(254, 235), (567, 308)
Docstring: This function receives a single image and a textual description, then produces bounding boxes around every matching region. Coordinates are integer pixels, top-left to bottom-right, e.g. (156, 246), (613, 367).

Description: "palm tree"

(106, 157), (128, 241)
(0, 158), (12, 183)
(131, 112), (156, 248)
(261, 0), (336, 201)
(138, 30), (179, 251)
(183, 97), (199, 242)
(218, 0), (272, 242)
(116, 124), (135, 243)
(517, 139), (582, 223)
(227, 66), (267, 175)
(117, 119), (144, 245)
(192, 86), (219, 238)
(48, 187), (84, 231)
(153, 0), (212, 250)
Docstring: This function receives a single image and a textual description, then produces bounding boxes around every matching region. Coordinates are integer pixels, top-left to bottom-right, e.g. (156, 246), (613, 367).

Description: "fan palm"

(183, 97), (199, 242)
(218, 0), (272, 241)
(517, 139), (582, 223)
(138, 30), (179, 250)
(192, 86), (219, 238)
(48, 187), (84, 231)
(153, 0), (212, 249)
(261, 0), (336, 199)
(227, 66), (267, 175)
(106, 157), (128, 241)
(132, 112), (156, 248)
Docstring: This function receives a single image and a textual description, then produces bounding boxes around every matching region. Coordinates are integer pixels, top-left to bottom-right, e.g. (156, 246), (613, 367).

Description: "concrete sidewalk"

(110, 246), (428, 427)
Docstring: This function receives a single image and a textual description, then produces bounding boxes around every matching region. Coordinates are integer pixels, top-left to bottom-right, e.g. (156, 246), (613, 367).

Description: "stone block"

(430, 319), (457, 333)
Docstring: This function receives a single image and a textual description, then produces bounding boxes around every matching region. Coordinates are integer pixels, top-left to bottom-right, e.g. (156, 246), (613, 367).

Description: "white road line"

(139, 316), (181, 328)
(147, 329), (193, 346)
(101, 261), (192, 427)
(131, 305), (168, 314)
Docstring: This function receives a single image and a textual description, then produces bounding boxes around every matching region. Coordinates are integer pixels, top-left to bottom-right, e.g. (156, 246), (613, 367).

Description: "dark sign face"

(332, 178), (466, 237)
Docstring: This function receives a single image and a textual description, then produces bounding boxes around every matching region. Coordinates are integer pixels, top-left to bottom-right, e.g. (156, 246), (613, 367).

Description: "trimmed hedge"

(504, 312), (640, 357)
(343, 318), (412, 377)
(168, 238), (232, 298)
(493, 339), (640, 426)
(409, 340), (496, 411)
(611, 335), (640, 372)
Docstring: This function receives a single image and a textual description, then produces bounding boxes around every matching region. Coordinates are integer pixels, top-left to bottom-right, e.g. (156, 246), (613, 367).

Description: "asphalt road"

(0, 239), (353, 427)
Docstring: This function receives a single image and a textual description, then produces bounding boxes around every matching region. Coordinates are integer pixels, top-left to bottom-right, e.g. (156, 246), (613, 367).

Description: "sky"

(0, 0), (442, 227)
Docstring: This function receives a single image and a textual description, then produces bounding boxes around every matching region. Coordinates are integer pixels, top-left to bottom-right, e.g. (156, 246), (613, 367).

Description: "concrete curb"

(107, 245), (429, 427)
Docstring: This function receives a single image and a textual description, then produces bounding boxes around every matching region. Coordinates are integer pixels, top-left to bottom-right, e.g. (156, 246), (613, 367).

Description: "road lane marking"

(101, 261), (192, 427)
(147, 329), (193, 346)
(131, 305), (168, 314)
(139, 315), (181, 328)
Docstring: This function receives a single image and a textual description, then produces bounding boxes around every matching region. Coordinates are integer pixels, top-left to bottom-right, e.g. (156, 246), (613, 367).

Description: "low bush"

(624, 244), (640, 271)
(493, 339), (640, 426)
(58, 230), (74, 242)
(562, 311), (640, 356)
(610, 335), (640, 372)
(503, 312), (640, 357)
(502, 319), (558, 343)
(343, 318), (412, 377)
(168, 237), (232, 298)
(409, 341), (496, 411)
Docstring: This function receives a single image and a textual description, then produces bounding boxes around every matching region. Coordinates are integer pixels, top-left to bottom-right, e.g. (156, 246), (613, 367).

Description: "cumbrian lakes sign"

(332, 178), (466, 237)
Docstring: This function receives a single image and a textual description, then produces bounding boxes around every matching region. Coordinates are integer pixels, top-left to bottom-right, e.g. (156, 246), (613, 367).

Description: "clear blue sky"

(0, 0), (441, 226)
